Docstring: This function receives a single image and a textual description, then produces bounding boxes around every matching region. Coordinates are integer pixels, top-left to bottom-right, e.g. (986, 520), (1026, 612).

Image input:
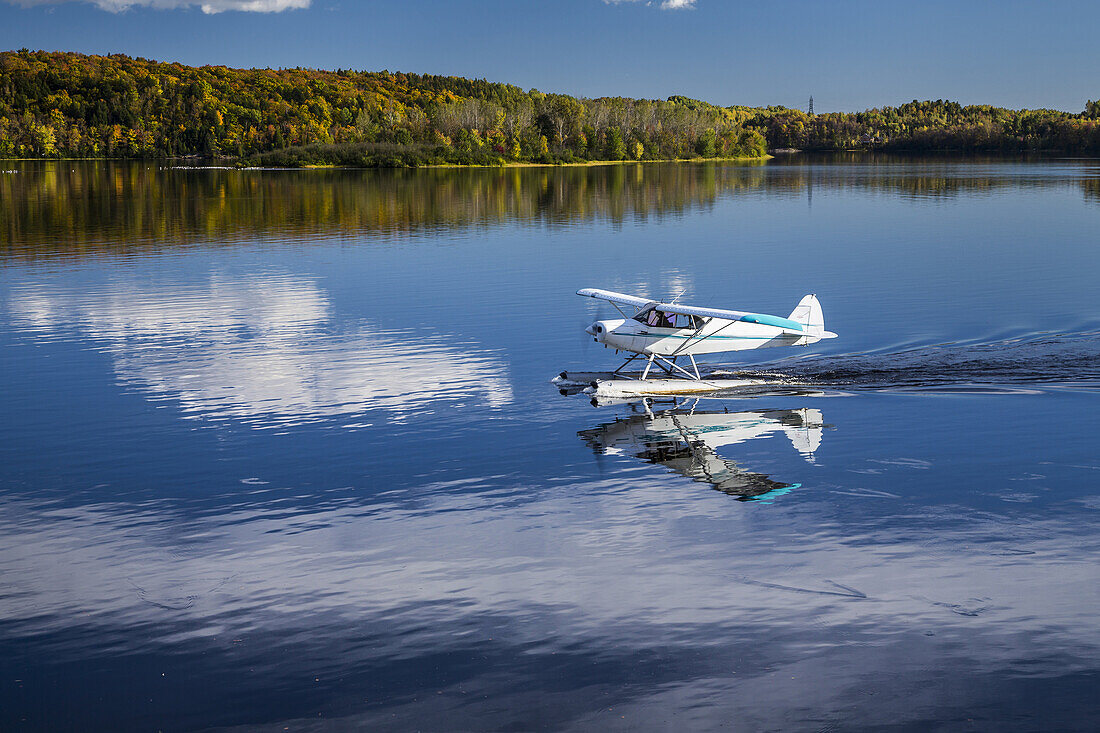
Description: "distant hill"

(1, 50), (1098, 164)
(0, 49), (766, 164)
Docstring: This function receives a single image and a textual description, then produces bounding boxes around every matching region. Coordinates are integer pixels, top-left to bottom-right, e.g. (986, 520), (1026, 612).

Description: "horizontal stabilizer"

(739, 313), (803, 331)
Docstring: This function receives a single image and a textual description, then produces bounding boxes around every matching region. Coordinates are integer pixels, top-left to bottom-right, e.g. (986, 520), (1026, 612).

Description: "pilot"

(648, 310), (670, 328)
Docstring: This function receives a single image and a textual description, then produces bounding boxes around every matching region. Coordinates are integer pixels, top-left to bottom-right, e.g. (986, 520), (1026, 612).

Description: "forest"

(1, 50), (1099, 165)
(0, 50), (765, 165)
(749, 99), (1100, 153)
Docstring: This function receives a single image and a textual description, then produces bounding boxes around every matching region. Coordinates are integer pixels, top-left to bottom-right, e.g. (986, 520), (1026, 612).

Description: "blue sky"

(1, 0), (1096, 113)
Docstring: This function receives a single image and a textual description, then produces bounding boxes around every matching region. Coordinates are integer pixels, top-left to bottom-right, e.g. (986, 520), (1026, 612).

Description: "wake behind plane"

(557, 288), (838, 398)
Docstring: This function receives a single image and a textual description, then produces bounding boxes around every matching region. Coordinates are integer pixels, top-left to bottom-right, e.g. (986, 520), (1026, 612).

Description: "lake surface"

(2, 157), (1100, 731)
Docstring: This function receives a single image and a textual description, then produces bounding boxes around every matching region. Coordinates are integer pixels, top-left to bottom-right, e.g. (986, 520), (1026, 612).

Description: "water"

(2, 157), (1100, 731)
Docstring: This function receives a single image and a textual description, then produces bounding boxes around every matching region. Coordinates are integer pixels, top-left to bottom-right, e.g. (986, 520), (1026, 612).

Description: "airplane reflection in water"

(579, 402), (827, 502)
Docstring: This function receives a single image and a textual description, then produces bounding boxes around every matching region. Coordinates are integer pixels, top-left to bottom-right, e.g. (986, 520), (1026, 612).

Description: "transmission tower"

(808, 96), (814, 115)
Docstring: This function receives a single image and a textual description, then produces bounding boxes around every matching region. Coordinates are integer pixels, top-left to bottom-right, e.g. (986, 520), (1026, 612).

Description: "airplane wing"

(576, 288), (655, 309)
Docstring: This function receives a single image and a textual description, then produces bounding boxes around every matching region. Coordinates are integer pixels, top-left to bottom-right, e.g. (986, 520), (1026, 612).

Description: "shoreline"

(1, 155), (772, 168)
(7, 151), (1097, 168)
(420, 155), (772, 169)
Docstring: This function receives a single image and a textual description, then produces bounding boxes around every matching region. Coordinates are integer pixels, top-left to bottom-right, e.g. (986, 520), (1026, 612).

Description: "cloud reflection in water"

(9, 274), (513, 426)
(2, 452), (1100, 730)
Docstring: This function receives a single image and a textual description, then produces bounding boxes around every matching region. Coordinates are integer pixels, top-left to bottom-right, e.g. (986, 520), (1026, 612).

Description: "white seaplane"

(555, 288), (837, 398)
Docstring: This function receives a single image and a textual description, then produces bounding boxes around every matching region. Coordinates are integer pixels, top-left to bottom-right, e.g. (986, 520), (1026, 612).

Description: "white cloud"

(12, 0), (310, 13)
(604, 0), (696, 9)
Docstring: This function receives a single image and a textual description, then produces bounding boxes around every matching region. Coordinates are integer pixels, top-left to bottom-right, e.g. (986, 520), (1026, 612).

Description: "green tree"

(605, 128), (626, 160)
(30, 122), (58, 156)
(697, 128), (717, 157)
(735, 129), (767, 157)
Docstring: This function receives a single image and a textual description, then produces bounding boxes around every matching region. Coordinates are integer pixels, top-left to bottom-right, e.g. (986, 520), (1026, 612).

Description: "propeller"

(579, 301), (612, 355)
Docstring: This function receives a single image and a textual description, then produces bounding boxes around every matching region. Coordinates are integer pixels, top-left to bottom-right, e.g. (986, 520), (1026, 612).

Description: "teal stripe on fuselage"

(739, 314), (803, 330)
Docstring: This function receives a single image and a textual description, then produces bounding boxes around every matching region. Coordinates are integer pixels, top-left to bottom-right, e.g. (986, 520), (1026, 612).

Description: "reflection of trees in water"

(1, 162), (760, 257)
(3, 158), (1097, 259)
(1083, 176), (1100, 203)
(769, 153), (1100, 201)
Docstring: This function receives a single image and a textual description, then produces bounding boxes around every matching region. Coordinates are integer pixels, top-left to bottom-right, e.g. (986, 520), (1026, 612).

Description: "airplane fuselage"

(587, 316), (822, 357)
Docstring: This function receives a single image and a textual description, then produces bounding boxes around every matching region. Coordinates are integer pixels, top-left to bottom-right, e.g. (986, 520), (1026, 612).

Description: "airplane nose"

(585, 322), (598, 337)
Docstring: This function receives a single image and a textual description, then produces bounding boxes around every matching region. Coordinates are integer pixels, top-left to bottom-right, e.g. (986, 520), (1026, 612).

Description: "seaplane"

(555, 288), (837, 398)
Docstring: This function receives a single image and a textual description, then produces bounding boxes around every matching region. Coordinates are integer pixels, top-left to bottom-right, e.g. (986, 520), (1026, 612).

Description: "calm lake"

(2, 157), (1100, 731)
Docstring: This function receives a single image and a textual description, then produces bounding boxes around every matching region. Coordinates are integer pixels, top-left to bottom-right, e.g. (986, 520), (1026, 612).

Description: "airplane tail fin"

(788, 294), (825, 338)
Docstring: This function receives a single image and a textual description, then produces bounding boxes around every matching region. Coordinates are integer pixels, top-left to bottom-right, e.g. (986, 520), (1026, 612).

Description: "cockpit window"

(634, 309), (700, 329)
(648, 310), (673, 328)
(673, 313), (701, 329)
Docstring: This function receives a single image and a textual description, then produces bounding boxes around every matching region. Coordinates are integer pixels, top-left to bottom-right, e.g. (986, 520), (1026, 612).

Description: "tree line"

(0, 50), (765, 165)
(749, 99), (1100, 153)
(2, 50), (1098, 165)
